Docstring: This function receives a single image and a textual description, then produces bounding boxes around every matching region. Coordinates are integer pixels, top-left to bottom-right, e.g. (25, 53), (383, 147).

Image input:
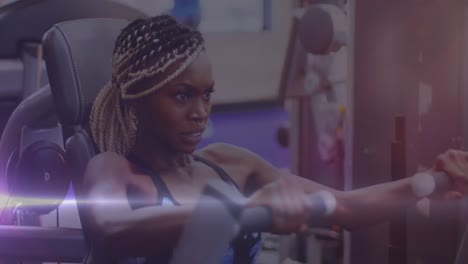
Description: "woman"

(84, 15), (468, 263)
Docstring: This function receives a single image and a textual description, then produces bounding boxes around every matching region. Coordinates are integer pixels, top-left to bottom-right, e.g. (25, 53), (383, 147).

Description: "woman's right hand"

(246, 176), (314, 235)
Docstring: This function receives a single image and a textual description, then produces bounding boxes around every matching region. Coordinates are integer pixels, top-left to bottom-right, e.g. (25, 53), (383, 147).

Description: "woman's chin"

(179, 144), (198, 154)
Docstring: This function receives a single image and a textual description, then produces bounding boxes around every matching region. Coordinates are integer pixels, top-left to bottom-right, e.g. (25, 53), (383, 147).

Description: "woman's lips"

(180, 130), (205, 144)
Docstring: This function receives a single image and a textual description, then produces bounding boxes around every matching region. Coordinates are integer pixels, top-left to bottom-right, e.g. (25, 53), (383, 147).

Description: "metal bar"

(262, 0), (272, 31)
(454, 225), (468, 264)
(20, 42), (44, 100)
(389, 116), (407, 264)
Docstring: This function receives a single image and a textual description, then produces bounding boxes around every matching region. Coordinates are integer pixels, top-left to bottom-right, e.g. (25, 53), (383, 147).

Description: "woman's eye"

(203, 90), (215, 100)
(175, 94), (188, 101)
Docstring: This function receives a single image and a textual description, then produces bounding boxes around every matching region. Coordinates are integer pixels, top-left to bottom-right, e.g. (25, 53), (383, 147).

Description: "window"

(197, 0), (271, 32)
(113, 0), (272, 32)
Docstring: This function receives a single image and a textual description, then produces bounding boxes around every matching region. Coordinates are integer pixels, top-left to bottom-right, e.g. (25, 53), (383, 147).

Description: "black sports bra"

(121, 154), (262, 264)
(127, 154), (241, 207)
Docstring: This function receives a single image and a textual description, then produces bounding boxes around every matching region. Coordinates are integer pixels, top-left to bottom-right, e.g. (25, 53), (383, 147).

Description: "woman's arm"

(248, 147), (468, 231)
(236, 146), (419, 231)
(82, 152), (194, 258)
(299, 149), (468, 229)
(331, 178), (417, 230)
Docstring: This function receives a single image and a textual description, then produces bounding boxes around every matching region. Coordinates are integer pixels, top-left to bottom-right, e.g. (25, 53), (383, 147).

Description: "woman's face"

(136, 51), (214, 154)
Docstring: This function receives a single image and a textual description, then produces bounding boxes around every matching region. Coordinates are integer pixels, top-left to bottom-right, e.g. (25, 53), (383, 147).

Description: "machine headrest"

(43, 18), (130, 126)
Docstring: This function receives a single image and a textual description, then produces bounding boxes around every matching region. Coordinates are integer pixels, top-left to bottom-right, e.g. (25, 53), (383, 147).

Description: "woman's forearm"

(268, 174), (421, 231)
(90, 205), (195, 258)
(336, 177), (419, 230)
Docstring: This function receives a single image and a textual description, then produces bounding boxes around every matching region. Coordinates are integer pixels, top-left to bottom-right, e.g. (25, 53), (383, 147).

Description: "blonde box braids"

(89, 15), (205, 156)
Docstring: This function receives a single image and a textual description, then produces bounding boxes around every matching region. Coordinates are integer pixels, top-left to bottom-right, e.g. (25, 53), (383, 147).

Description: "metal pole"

(20, 42), (44, 100)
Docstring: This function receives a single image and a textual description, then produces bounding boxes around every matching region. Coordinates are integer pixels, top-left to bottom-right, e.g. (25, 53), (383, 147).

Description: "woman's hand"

(433, 149), (468, 199)
(246, 176), (313, 235)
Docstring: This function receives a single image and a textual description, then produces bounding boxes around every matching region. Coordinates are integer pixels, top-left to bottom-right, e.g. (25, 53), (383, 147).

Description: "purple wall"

(199, 107), (290, 170)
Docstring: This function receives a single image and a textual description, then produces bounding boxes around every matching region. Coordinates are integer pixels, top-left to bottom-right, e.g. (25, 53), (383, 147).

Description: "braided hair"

(89, 15), (205, 156)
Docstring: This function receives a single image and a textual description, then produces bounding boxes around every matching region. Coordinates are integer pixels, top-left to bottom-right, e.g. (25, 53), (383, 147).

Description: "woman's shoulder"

(195, 143), (259, 166)
(87, 151), (131, 170)
(84, 152), (133, 185)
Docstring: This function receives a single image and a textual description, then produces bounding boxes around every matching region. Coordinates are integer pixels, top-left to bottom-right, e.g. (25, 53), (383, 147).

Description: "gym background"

(0, 0), (466, 264)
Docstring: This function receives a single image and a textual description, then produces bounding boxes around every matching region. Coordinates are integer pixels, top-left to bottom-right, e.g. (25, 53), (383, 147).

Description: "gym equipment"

(454, 223), (468, 264)
(9, 125), (68, 215)
(1, 88), (68, 216)
(0, 225), (85, 262)
(171, 180), (337, 264)
(0, 0), (148, 221)
(386, 116), (408, 264)
(0, 0), (146, 58)
(0, 2), (147, 262)
(297, 4), (347, 55)
(345, 1), (467, 263)
(0, 176), (334, 263)
(412, 172), (452, 199)
(0, 88), (59, 208)
(0, 0), (147, 104)
(42, 18), (138, 256)
(411, 171), (468, 264)
(278, 3), (349, 263)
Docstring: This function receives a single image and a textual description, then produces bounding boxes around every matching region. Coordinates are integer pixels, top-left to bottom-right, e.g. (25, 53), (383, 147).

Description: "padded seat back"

(43, 18), (131, 243)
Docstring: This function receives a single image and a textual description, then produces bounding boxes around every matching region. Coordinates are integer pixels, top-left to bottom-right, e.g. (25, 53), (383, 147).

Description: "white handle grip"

(411, 171), (451, 198)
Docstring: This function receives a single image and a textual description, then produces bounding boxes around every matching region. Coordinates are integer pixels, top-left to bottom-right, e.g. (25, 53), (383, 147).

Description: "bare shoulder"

(196, 143), (280, 190)
(83, 151), (132, 187)
(196, 143), (259, 166)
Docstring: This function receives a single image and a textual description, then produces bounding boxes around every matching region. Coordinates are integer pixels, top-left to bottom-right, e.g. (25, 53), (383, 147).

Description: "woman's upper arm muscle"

(82, 152), (133, 236)
(210, 144), (341, 195)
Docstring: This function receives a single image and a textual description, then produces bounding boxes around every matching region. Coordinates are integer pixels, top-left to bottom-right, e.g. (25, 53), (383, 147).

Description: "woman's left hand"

(245, 176), (314, 235)
(433, 149), (468, 199)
